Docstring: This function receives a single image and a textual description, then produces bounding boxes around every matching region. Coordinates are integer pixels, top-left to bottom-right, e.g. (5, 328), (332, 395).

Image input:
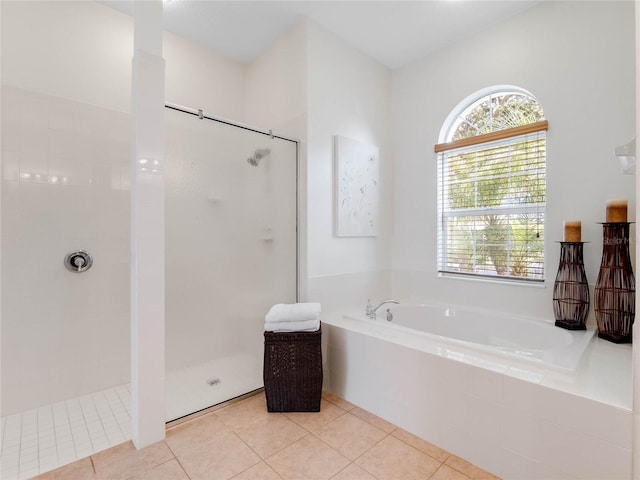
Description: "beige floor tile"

(32, 457), (95, 479)
(232, 461), (284, 480)
(176, 429), (261, 480)
(391, 428), (449, 462)
(476, 472), (501, 480)
(126, 458), (190, 480)
(431, 464), (473, 480)
(329, 463), (378, 480)
(355, 435), (441, 480)
(31, 392), (499, 480)
(284, 399), (346, 432)
(266, 433), (350, 480)
(349, 407), (397, 433)
(314, 412), (387, 460)
(216, 394), (274, 429)
(235, 414), (309, 458)
(446, 454), (497, 479)
(321, 391), (356, 411)
(92, 441), (174, 480)
(166, 411), (231, 458)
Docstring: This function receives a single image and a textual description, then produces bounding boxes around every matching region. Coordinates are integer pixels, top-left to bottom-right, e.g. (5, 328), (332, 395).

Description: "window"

(435, 87), (547, 282)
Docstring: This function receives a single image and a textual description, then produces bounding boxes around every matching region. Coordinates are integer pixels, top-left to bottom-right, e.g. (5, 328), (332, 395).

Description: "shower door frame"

(163, 102), (301, 419)
(164, 102), (300, 302)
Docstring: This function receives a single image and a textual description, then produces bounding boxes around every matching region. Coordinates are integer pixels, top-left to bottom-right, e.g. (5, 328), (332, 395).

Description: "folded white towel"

(265, 302), (321, 324)
(264, 318), (320, 332)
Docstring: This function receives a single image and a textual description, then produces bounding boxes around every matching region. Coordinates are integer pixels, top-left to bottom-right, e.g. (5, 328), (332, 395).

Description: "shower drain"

(206, 378), (221, 386)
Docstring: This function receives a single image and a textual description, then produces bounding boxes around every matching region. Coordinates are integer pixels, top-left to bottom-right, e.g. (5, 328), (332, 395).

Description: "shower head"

(247, 148), (271, 167)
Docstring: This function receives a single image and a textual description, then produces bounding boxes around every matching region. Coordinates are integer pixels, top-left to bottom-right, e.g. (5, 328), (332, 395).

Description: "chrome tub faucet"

(366, 299), (400, 318)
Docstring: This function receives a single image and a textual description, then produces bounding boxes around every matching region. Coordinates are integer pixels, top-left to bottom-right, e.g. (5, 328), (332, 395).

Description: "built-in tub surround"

(354, 303), (594, 372)
(322, 306), (632, 479)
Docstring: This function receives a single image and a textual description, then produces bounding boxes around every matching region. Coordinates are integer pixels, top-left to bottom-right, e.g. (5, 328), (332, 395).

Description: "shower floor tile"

(1, 354), (262, 479)
(0, 384), (132, 480)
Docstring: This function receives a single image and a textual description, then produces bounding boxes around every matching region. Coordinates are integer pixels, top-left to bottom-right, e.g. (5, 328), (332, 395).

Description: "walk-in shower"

(1, 86), (133, 480)
(0, 93), (298, 479)
(163, 104), (298, 422)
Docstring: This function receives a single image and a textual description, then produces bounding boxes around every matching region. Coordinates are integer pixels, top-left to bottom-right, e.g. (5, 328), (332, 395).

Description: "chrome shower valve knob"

(64, 250), (93, 273)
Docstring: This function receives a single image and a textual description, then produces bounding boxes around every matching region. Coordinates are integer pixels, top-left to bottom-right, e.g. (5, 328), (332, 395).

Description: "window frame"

(435, 87), (547, 284)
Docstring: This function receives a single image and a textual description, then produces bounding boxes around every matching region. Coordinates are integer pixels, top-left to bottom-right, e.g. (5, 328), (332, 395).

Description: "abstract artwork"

(334, 135), (379, 237)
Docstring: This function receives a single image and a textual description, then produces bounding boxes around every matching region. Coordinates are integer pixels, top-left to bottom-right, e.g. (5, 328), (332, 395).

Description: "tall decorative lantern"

(594, 200), (635, 343)
(553, 221), (589, 330)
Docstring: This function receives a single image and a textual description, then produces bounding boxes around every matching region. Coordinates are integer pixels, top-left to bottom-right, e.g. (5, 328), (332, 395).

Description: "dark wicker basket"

(263, 325), (323, 412)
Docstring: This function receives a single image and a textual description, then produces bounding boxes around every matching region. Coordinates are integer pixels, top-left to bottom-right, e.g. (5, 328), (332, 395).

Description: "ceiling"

(100, 0), (540, 69)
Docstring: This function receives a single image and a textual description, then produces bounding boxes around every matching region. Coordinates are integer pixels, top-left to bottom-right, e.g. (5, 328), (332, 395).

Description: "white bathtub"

(322, 302), (630, 479)
(346, 302), (594, 372)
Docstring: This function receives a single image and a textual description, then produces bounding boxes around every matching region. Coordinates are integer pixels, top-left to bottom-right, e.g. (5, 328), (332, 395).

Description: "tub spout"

(366, 299), (400, 318)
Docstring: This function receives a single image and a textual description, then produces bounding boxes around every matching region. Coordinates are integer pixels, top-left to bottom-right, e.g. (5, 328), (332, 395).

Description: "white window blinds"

(436, 122), (547, 282)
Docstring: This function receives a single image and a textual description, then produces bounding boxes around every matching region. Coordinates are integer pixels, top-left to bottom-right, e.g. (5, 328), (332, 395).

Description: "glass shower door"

(164, 107), (297, 421)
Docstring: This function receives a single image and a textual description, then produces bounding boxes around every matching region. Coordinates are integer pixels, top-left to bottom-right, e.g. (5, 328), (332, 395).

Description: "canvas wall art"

(334, 135), (379, 237)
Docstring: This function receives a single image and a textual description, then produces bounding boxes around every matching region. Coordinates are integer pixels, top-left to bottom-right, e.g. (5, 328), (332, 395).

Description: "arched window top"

(439, 86), (545, 145)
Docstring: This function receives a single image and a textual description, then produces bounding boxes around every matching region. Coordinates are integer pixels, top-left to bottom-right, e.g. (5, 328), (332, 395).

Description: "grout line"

(261, 429), (313, 462)
(48, 405), (60, 476)
(427, 463), (448, 480)
(63, 399), (78, 462)
(390, 428), (452, 464)
(97, 388), (126, 442)
(163, 439), (193, 480)
(35, 406), (40, 475)
(1, 411), (6, 457)
(325, 462), (353, 480)
(16, 409), (23, 479)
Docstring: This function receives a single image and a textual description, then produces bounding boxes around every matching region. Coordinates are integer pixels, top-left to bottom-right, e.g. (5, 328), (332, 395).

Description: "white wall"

(164, 30), (245, 120)
(245, 20), (395, 313)
(245, 22), (309, 301)
(245, 21), (308, 136)
(391, 1), (636, 321)
(1, 1), (133, 112)
(305, 22), (394, 313)
(0, 1), (246, 118)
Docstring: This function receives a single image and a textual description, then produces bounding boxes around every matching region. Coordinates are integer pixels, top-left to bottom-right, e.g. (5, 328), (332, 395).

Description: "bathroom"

(0, 1), (637, 479)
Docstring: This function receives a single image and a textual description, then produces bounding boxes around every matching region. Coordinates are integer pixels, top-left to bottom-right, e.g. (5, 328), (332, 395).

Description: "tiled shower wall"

(1, 86), (131, 415)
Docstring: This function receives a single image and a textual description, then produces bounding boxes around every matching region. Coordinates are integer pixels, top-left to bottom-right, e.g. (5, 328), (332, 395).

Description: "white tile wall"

(0, 385), (131, 480)
(1, 86), (131, 415)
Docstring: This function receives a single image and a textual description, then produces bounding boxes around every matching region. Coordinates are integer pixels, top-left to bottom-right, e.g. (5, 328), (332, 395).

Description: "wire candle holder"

(594, 222), (635, 343)
(553, 242), (589, 330)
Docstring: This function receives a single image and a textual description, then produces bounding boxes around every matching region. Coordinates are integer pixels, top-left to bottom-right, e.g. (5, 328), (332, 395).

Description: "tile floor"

(33, 391), (500, 480)
(3, 355), (265, 479)
(1, 385), (132, 480)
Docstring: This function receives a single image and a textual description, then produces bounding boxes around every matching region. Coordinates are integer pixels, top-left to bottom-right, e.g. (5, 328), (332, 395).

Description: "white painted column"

(0, 2), (3, 415)
(131, 0), (166, 449)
